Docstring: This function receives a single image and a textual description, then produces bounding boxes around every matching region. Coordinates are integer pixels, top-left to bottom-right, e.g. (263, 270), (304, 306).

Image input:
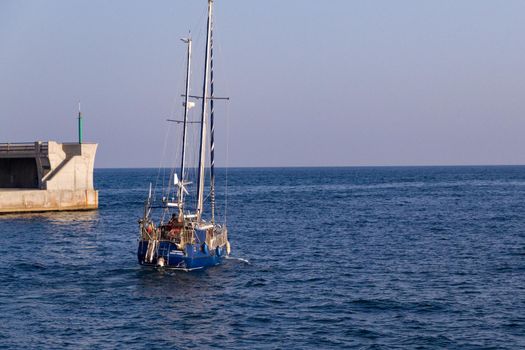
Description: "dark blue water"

(1, 166), (524, 349)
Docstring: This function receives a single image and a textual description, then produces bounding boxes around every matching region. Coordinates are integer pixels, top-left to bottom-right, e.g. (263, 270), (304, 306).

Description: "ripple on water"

(0, 167), (524, 349)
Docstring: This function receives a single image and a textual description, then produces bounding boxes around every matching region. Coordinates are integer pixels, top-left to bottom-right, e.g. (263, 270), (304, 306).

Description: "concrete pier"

(0, 141), (98, 213)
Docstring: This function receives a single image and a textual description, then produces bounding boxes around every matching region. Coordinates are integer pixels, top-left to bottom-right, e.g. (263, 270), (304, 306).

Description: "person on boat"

(165, 213), (183, 240)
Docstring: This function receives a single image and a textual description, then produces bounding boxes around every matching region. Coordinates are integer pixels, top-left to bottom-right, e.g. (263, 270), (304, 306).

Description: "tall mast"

(178, 37), (192, 216)
(209, 16), (216, 223)
(196, 0), (213, 221)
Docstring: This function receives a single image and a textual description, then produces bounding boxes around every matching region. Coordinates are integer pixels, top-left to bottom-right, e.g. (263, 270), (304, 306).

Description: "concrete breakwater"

(0, 141), (98, 213)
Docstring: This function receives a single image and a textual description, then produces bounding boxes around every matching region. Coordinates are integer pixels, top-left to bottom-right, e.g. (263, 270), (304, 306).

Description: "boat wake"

(226, 256), (251, 265)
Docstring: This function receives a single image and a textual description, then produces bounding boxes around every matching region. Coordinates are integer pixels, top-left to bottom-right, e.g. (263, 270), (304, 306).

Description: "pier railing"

(0, 142), (48, 154)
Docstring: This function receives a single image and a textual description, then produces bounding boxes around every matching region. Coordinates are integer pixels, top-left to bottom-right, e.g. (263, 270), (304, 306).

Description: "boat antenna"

(78, 101), (83, 144)
(196, 0), (213, 221)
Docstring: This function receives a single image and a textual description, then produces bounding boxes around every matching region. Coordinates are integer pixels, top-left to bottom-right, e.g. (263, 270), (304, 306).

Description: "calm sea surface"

(0, 166), (524, 349)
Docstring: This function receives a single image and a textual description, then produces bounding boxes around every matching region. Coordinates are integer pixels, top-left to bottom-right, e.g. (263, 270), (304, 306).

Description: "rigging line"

(157, 28), (192, 224)
(184, 19), (204, 214)
(187, 108), (200, 213)
(153, 121), (173, 204)
(225, 99), (230, 225)
(161, 38), (196, 222)
(190, 5), (209, 45)
(167, 127), (183, 203)
(161, 117), (184, 223)
(196, 0), (213, 220)
(210, 21), (232, 99)
(166, 119), (201, 124)
(169, 48), (191, 127)
(210, 20), (231, 226)
(181, 94), (229, 100)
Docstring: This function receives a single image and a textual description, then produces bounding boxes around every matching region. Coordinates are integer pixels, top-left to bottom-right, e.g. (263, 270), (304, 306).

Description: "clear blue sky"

(1, 0), (524, 167)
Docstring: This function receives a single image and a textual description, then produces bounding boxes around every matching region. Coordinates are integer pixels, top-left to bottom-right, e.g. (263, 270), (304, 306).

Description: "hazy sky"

(1, 0), (524, 167)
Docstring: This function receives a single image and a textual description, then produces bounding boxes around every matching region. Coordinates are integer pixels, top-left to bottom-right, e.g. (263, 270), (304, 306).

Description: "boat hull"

(137, 240), (227, 271)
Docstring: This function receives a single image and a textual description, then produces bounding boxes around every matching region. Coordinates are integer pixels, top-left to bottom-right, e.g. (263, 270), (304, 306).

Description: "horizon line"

(94, 163), (525, 170)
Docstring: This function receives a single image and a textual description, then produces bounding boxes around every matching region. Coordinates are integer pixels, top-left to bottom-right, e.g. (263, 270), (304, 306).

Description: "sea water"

(0, 166), (524, 349)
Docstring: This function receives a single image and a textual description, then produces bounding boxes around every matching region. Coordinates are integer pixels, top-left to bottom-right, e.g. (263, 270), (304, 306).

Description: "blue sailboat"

(137, 0), (231, 271)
